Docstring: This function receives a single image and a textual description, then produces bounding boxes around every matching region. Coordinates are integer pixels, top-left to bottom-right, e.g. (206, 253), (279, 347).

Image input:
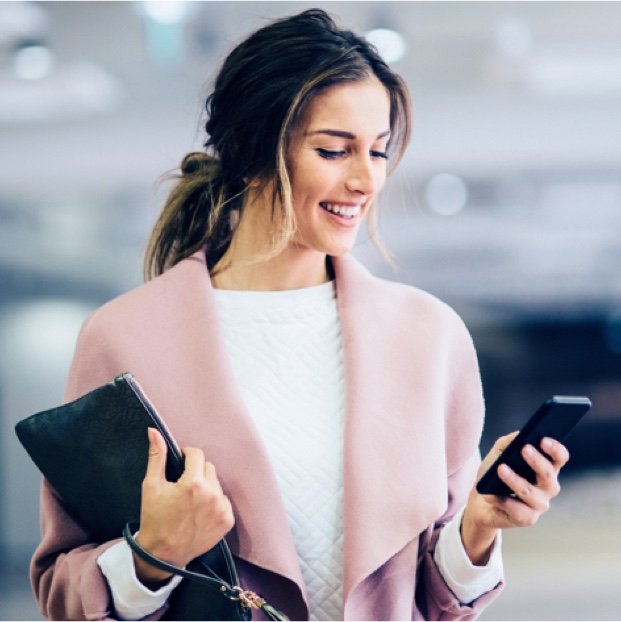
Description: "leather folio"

(15, 372), (287, 621)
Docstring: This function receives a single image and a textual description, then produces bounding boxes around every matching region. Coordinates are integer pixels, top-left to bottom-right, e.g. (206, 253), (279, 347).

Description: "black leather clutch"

(15, 372), (287, 621)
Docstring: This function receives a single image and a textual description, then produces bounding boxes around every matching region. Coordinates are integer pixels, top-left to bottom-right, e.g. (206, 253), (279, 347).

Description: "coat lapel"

(134, 251), (308, 605)
(332, 255), (448, 604)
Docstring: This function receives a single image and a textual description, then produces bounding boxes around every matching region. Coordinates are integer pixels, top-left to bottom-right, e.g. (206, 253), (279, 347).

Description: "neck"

(211, 209), (331, 291)
(212, 249), (330, 291)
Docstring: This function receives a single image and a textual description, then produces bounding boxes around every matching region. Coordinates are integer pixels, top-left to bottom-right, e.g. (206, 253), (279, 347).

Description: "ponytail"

(143, 152), (245, 280)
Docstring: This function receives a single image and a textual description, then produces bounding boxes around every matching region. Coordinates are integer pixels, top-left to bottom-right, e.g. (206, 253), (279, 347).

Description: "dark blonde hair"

(144, 8), (411, 280)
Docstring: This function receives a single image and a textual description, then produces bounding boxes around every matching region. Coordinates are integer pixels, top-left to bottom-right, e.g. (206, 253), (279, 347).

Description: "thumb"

(493, 430), (519, 456)
(145, 427), (167, 481)
(478, 430), (520, 479)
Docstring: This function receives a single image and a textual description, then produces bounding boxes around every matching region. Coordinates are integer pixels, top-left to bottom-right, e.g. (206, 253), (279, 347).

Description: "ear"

(243, 176), (262, 188)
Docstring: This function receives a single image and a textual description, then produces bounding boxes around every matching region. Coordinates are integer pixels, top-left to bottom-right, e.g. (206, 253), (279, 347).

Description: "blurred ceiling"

(1, 1), (621, 322)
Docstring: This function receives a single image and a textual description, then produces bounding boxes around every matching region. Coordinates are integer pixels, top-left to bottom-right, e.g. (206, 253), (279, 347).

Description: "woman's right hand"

(133, 427), (235, 588)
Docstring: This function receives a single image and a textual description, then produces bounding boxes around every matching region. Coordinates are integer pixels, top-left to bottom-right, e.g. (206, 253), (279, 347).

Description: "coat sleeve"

(30, 311), (169, 621)
(417, 451), (503, 620)
(416, 308), (504, 620)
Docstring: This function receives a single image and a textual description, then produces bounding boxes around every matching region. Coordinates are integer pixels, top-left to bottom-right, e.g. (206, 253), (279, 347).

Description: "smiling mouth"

(319, 202), (361, 220)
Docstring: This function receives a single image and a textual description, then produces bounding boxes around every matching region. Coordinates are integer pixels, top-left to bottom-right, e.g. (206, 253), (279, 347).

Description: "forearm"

(460, 503), (500, 566)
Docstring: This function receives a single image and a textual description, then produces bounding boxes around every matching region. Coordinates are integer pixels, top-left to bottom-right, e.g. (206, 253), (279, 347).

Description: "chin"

(325, 231), (360, 257)
(297, 230), (358, 257)
(326, 245), (353, 257)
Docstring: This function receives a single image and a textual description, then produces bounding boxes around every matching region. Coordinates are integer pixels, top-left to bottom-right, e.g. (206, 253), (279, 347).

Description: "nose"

(345, 155), (380, 196)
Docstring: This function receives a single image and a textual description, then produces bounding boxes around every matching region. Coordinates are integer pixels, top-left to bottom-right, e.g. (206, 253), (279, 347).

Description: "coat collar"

(148, 250), (448, 612)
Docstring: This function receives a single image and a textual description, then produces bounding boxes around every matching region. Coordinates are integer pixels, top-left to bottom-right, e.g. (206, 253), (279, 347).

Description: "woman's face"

(286, 76), (392, 258)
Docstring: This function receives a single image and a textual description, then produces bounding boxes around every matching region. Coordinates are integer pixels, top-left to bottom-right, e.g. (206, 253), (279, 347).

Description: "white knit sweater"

(98, 280), (503, 621)
(215, 281), (346, 620)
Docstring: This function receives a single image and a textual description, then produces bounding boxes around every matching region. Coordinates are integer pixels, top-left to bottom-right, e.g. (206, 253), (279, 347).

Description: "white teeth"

(321, 203), (361, 218)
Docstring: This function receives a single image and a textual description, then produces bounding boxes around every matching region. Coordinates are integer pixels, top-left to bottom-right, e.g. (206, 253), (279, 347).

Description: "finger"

(489, 491), (542, 528)
(492, 431), (520, 455)
(220, 494), (235, 528)
(180, 446), (207, 478)
(481, 431), (519, 469)
(497, 464), (550, 513)
(204, 459), (215, 478)
(540, 437), (570, 470)
(203, 462), (227, 500)
(144, 427), (168, 482)
(522, 444), (561, 497)
(501, 430), (520, 444)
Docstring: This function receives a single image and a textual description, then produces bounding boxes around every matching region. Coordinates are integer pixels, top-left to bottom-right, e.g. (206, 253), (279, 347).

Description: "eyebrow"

(305, 129), (391, 140)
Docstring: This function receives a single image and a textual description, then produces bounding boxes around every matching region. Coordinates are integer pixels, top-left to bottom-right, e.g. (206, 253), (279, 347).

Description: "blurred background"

(1, 1), (620, 619)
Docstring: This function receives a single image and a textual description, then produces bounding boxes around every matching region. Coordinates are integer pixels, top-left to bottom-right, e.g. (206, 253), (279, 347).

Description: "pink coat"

(31, 250), (502, 620)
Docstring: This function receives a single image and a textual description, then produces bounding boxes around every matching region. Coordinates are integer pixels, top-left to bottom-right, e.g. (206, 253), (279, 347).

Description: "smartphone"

(476, 395), (592, 496)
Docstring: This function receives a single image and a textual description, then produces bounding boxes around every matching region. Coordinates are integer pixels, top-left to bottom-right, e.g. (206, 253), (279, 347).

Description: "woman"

(31, 9), (569, 621)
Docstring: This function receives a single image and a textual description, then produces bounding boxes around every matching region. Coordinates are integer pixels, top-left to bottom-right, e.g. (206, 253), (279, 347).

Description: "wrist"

(460, 506), (499, 566)
(133, 532), (175, 589)
(132, 554), (174, 590)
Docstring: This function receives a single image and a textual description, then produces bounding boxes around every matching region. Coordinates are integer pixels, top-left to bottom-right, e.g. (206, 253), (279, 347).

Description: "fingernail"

(147, 427), (155, 443)
(542, 438), (553, 449)
(524, 444), (534, 456)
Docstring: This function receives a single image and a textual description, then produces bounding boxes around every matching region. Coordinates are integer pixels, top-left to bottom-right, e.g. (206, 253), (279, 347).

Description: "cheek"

(292, 182), (314, 213)
(290, 188), (317, 230)
(377, 164), (388, 188)
(292, 174), (323, 211)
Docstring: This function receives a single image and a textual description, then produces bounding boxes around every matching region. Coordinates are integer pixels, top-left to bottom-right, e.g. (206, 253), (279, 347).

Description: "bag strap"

(123, 522), (289, 621)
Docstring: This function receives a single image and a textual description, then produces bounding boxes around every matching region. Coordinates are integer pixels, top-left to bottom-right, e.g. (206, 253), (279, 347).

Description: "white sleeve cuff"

(433, 506), (504, 604)
(98, 538), (183, 621)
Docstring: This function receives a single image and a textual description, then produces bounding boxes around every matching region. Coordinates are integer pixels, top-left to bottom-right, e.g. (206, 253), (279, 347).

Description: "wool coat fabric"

(31, 250), (503, 621)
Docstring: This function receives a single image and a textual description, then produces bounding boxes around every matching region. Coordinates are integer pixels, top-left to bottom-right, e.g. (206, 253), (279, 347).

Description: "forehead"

(301, 77), (391, 134)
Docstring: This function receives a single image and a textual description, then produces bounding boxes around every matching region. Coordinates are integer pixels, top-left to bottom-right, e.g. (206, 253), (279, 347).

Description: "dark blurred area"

(1, 2), (620, 620)
(476, 318), (621, 470)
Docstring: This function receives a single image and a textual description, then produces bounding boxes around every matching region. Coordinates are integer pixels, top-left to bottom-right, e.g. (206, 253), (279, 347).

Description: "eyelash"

(316, 148), (388, 161)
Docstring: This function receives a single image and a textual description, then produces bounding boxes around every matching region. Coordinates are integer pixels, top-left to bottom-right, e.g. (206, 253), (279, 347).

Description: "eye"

(316, 148), (346, 160)
(370, 150), (389, 160)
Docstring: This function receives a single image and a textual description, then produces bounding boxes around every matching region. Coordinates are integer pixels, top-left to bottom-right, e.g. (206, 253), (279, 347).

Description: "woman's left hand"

(460, 432), (570, 565)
